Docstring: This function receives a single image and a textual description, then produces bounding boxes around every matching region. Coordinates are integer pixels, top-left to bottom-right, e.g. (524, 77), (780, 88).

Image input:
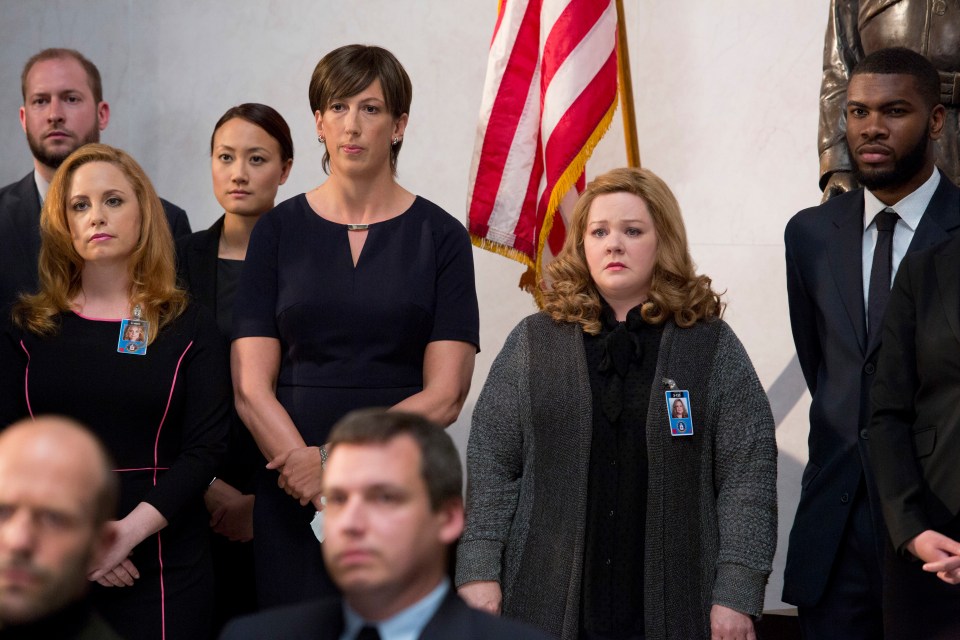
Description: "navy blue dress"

(233, 193), (479, 607)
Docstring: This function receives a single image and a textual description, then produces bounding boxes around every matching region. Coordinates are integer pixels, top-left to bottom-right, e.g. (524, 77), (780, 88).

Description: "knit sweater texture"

(455, 312), (777, 640)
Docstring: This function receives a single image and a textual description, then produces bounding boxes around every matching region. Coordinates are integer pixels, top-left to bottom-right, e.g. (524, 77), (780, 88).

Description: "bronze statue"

(819, 0), (960, 200)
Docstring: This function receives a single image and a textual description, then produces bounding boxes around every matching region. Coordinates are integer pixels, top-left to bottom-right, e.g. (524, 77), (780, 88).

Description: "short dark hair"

(21, 48), (103, 103)
(308, 44), (413, 175)
(210, 103), (295, 163)
(327, 409), (461, 510)
(851, 47), (941, 109)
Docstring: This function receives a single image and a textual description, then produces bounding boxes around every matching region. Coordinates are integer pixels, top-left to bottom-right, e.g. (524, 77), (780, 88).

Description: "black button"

(841, 493), (850, 504)
(608, 510), (614, 517)
(860, 429), (869, 440)
(864, 363), (876, 375)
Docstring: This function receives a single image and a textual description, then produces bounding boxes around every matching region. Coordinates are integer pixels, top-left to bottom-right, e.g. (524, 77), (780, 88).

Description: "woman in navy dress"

(0, 144), (229, 640)
(232, 44), (480, 607)
(175, 103), (293, 630)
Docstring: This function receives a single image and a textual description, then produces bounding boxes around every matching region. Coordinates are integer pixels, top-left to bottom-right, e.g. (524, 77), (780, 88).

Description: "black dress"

(233, 193), (480, 607)
(0, 305), (230, 640)
(176, 216), (259, 631)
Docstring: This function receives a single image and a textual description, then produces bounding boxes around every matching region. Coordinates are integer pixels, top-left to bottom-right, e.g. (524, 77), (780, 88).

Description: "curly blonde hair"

(541, 167), (723, 334)
(14, 144), (186, 342)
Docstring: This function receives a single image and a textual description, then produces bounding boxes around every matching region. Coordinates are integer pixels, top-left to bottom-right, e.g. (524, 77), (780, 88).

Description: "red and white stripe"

(467, 0), (619, 282)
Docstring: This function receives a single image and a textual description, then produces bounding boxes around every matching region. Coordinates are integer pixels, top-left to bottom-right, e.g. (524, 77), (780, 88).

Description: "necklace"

(346, 223), (370, 231)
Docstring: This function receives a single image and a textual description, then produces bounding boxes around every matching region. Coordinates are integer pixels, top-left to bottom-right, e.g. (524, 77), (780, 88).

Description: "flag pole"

(615, 0), (641, 168)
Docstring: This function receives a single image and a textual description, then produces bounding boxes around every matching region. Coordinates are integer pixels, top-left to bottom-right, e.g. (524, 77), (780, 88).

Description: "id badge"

(117, 317), (149, 356)
(665, 389), (693, 436)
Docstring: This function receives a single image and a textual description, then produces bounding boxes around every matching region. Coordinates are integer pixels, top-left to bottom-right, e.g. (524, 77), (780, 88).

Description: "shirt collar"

(33, 169), (50, 205)
(863, 168), (940, 232)
(342, 580), (449, 640)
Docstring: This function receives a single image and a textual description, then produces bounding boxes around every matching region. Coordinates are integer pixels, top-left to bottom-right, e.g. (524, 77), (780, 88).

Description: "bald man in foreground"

(0, 416), (123, 639)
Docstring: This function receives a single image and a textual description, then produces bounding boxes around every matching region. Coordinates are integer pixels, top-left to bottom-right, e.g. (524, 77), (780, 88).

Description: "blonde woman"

(0, 144), (229, 640)
(456, 167), (777, 640)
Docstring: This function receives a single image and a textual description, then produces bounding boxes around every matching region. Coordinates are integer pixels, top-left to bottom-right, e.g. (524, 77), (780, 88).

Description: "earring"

(318, 135), (325, 144)
(392, 137), (400, 146)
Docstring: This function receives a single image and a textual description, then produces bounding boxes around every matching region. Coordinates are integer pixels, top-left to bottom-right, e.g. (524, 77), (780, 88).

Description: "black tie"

(867, 207), (899, 343)
(356, 626), (381, 640)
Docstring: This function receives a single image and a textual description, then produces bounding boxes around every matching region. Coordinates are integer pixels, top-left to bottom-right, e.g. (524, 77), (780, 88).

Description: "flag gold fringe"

(529, 95), (619, 301)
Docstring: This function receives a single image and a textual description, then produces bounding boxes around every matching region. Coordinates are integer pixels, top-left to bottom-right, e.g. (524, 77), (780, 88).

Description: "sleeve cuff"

(454, 539), (504, 587)
(711, 562), (769, 617)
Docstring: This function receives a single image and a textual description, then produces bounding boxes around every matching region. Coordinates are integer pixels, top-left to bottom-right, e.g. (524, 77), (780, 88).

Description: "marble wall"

(0, 0), (831, 609)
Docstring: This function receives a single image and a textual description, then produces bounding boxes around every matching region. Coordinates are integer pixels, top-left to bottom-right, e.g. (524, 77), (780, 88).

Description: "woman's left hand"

(267, 446), (324, 506)
(87, 521), (139, 587)
(710, 604), (756, 640)
(87, 503), (167, 588)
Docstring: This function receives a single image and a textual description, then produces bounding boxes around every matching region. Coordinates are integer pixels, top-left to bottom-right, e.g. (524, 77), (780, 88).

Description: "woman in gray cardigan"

(456, 167), (777, 640)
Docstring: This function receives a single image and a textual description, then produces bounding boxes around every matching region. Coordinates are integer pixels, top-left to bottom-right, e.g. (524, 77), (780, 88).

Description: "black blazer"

(781, 171), (960, 606)
(219, 588), (556, 640)
(175, 215), (224, 311)
(174, 215), (260, 490)
(868, 232), (960, 552)
(0, 171), (192, 311)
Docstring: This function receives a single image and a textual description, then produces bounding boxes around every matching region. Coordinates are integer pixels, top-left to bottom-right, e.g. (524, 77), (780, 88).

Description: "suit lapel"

(192, 216), (224, 309)
(8, 173), (43, 276)
(419, 589), (471, 639)
(867, 173), (960, 357)
(828, 203), (868, 354)
(907, 170), (960, 253)
(935, 238), (960, 347)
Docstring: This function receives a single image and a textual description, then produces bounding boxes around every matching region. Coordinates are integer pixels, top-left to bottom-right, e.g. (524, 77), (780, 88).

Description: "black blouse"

(580, 304), (663, 639)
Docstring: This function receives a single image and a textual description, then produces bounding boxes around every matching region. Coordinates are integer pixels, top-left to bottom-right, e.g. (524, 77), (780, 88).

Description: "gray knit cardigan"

(455, 312), (777, 640)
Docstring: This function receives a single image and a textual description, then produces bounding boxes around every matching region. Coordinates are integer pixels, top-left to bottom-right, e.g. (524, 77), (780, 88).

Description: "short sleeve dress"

(233, 193), (479, 606)
(0, 304), (230, 640)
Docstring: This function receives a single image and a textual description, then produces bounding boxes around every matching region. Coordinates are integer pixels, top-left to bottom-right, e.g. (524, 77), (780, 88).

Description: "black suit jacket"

(868, 232), (960, 552)
(0, 171), (192, 311)
(219, 588), (556, 640)
(174, 216), (260, 491)
(781, 171), (960, 606)
(175, 215), (224, 311)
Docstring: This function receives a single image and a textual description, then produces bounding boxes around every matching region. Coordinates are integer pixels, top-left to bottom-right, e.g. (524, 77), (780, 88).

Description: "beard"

(25, 125), (100, 171)
(851, 131), (929, 192)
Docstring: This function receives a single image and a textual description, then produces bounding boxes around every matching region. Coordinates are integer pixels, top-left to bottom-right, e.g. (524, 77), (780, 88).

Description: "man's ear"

(97, 101), (110, 132)
(436, 497), (464, 546)
(929, 103), (946, 141)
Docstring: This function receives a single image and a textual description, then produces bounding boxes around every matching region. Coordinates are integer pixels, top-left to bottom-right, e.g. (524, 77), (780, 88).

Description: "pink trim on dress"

(151, 340), (192, 640)
(19, 341), (34, 419)
(114, 467), (170, 473)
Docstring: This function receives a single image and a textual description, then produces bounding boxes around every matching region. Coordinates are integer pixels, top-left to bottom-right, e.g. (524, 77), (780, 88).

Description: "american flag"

(466, 0), (619, 289)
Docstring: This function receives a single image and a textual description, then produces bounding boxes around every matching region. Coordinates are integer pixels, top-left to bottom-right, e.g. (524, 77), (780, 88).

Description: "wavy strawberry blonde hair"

(14, 144), (186, 342)
(540, 167), (723, 334)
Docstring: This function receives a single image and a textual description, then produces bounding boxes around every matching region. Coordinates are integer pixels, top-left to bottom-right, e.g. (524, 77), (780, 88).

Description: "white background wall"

(0, 0), (830, 610)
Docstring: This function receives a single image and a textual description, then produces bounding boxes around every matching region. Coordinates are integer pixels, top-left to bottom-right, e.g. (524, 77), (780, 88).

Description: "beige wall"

(0, 0), (830, 609)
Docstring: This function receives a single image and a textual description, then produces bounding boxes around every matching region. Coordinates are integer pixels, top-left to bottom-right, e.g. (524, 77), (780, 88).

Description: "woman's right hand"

(267, 446), (324, 506)
(458, 580), (502, 615)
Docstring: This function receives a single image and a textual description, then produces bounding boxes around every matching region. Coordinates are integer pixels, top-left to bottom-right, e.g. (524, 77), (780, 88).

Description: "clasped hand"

(267, 446), (324, 510)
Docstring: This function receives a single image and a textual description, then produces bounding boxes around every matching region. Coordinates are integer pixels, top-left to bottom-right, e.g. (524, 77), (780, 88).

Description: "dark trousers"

(798, 487), (884, 640)
(883, 511), (960, 640)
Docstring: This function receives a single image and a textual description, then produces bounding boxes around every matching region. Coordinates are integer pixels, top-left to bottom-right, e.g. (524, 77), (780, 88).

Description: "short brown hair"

(541, 167), (723, 333)
(327, 409), (461, 511)
(308, 44), (412, 175)
(21, 48), (103, 103)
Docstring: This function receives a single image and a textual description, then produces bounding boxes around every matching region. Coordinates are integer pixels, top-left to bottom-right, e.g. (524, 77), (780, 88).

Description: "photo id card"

(665, 389), (693, 436)
(117, 319), (149, 356)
